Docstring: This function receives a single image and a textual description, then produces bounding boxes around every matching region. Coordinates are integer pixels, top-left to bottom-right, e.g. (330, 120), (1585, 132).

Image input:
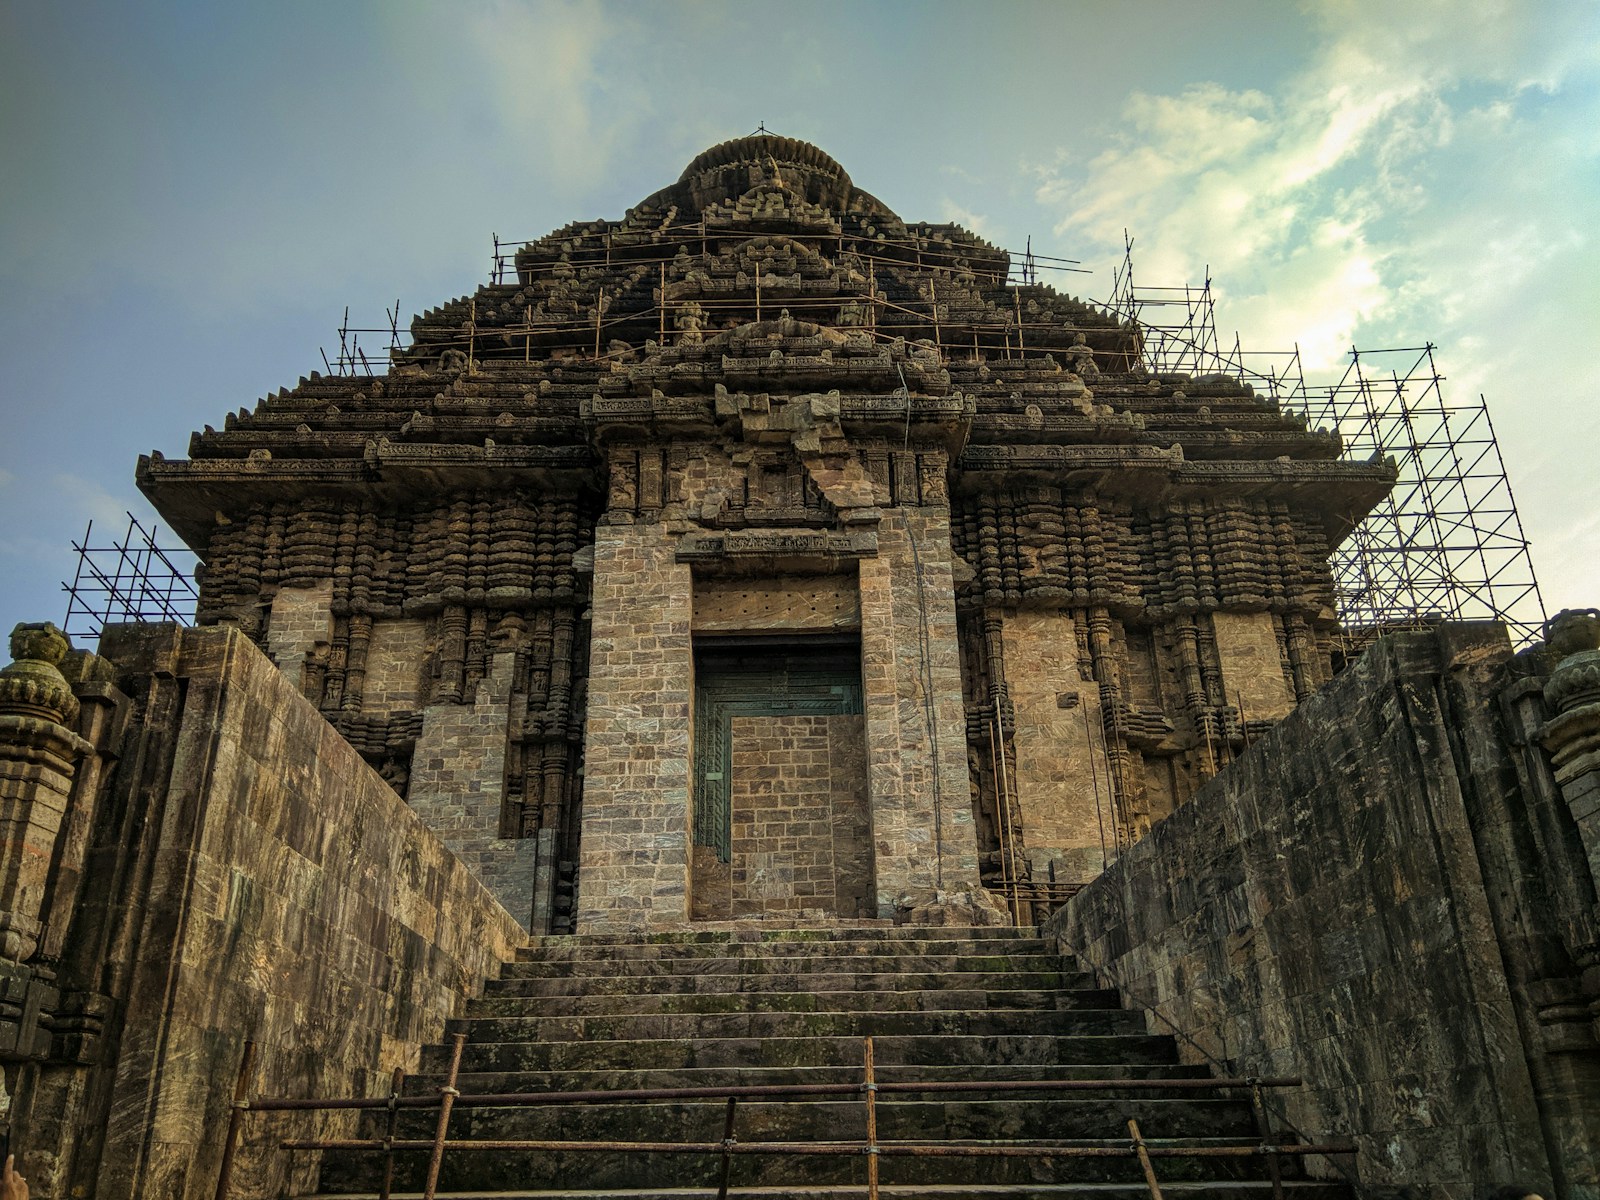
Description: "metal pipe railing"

(276, 1135), (1357, 1159)
(214, 1037), (1353, 1200)
(248, 1072), (1309, 1112)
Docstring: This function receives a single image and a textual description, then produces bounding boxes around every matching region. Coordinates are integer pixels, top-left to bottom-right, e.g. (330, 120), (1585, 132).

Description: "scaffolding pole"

(61, 513), (199, 641)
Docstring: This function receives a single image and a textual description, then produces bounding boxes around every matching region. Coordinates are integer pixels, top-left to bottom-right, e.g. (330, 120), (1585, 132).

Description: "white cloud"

(940, 199), (995, 241)
(1032, 0), (1600, 622)
(940, 164), (984, 185)
(455, 0), (635, 191)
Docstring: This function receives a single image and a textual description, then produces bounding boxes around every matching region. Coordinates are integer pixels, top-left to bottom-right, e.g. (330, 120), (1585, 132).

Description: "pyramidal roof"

(138, 135), (1393, 553)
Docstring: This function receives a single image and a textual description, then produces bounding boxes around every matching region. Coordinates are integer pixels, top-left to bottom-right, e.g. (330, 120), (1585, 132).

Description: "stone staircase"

(313, 926), (1348, 1199)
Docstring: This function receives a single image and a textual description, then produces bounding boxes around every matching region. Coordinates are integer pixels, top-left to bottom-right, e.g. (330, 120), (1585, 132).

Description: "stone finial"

(1544, 608), (1600, 715)
(1539, 605), (1600, 954)
(0, 623), (93, 964)
(1547, 608), (1600, 654)
(0, 622), (79, 726)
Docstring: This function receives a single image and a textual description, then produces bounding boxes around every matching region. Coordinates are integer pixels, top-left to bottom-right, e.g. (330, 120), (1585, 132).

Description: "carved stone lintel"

(676, 528), (878, 565)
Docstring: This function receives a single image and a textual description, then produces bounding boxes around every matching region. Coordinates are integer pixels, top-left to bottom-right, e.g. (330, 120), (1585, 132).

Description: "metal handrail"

(214, 1036), (1351, 1200)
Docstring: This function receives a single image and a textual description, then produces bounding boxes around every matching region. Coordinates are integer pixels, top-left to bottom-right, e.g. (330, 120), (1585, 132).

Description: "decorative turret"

(0, 622), (92, 963)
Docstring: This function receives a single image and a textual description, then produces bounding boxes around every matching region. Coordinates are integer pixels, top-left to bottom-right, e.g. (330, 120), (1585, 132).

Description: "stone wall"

(361, 617), (429, 715)
(1210, 610), (1297, 720)
(710, 713), (869, 918)
(579, 507), (994, 929)
(576, 524), (694, 931)
(1001, 609), (1109, 880)
(1048, 625), (1600, 1197)
(408, 651), (537, 926)
(38, 625), (525, 1199)
(264, 581), (332, 698)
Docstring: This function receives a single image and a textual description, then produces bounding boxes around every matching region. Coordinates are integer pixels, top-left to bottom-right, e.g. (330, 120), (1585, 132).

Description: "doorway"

(691, 637), (871, 919)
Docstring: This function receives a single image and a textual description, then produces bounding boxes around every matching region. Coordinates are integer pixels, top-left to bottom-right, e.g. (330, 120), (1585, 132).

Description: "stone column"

(1541, 609), (1600, 897)
(0, 624), (92, 964)
(576, 524), (694, 931)
(859, 510), (999, 924)
(1539, 607), (1600, 1050)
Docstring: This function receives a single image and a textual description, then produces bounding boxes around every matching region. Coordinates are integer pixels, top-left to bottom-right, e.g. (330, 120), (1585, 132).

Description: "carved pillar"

(1541, 609), (1600, 924)
(1283, 612), (1315, 702)
(0, 624), (92, 964)
(981, 609), (1008, 709)
(465, 608), (490, 695)
(1087, 606), (1142, 841)
(532, 743), (568, 931)
(322, 614), (349, 710)
(438, 605), (469, 703)
(1174, 618), (1211, 735)
(548, 609), (576, 717)
(36, 648), (125, 970)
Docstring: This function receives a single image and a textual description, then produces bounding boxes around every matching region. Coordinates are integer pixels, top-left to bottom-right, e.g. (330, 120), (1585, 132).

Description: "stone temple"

(141, 133), (1391, 932)
(0, 136), (1596, 1197)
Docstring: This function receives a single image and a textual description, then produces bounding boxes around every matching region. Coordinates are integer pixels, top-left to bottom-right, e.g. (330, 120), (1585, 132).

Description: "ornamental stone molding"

(1537, 606), (1600, 1050)
(0, 622), (93, 963)
(1542, 608), (1600, 794)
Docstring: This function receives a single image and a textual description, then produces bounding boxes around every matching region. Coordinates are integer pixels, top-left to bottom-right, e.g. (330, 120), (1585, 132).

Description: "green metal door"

(692, 644), (862, 862)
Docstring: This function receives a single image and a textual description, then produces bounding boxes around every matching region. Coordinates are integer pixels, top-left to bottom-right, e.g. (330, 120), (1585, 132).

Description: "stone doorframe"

(576, 519), (985, 932)
(690, 638), (868, 919)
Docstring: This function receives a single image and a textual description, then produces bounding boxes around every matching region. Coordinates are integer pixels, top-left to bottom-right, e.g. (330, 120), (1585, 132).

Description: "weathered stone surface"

(1049, 626), (1599, 1197)
(360, 616), (429, 714)
(710, 713), (870, 919)
(264, 580), (332, 699)
(12, 625), (527, 1200)
(577, 524), (694, 931)
(1210, 608), (1296, 719)
(1001, 608), (1109, 881)
(859, 508), (985, 915)
(316, 926), (1331, 1197)
(408, 650), (536, 926)
(690, 573), (860, 633)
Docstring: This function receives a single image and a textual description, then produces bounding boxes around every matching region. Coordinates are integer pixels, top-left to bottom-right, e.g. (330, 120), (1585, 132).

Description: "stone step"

(445, 1008), (1144, 1045)
(515, 936), (1053, 962)
(466, 986), (1121, 1017)
(318, 1135), (1281, 1192)
(487, 968), (1092, 996)
(312, 1186), (1347, 1200)
(500, 953), (1068, 979)
(398, 1061), (1219, 1097)
(383, 1096), (1261, 1144)
(422, 1033), (1181, 1075)
(522, 925), (1043, 950)
(312, 926), (1344, 1200)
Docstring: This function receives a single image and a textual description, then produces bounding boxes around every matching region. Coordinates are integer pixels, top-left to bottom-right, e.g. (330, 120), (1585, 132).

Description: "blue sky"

(2, 0), (1596, 639)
